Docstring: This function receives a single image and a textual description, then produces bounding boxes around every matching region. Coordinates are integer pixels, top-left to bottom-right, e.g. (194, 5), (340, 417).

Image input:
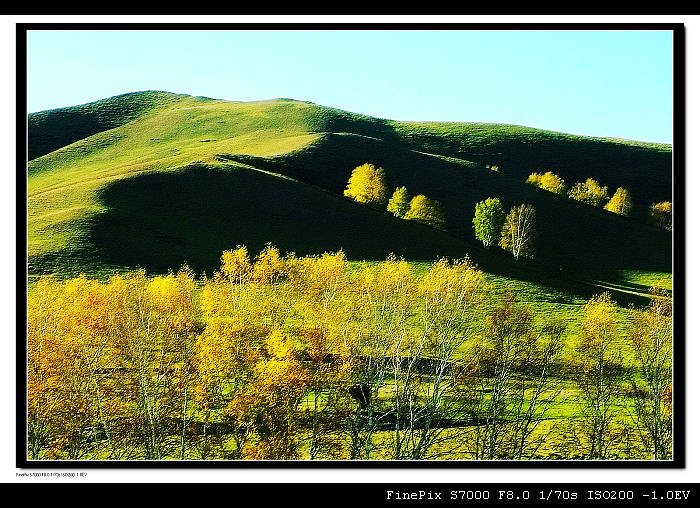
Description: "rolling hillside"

(27, 91), (673, 291)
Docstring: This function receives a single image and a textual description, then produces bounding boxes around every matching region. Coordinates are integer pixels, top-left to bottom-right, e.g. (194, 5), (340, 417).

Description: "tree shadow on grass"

(87, 164), (470, 276)
(32, 162), (670, 310)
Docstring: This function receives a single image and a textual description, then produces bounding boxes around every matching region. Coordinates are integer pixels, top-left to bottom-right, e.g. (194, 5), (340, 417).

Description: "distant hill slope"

(27, 91), (672, 282)
(27, 91), (193, 161)
(388, 122), (672, 217)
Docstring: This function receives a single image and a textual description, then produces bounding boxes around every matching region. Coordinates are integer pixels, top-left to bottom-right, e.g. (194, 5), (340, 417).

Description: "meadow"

(25, 92), (674, 462)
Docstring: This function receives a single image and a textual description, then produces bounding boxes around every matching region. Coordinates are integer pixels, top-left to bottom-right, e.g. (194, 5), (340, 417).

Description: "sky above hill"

(26, 27), (674, 144)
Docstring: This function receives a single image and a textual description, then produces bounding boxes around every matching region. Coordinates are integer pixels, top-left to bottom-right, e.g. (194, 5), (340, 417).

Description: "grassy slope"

(388, 121), (673, 218)
(87, 163), (470, 275)
(28, 96), (325, 271)
(219, 131), (671, 281)
(28, 92), (672, 302)
(27, 91), (191, 161)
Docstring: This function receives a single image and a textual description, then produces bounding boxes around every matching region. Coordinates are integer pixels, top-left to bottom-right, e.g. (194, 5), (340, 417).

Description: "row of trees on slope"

(342, 164), (671, 244)
(28, 245), (672, 461)
(344, 163), (446, 229)
(527, 171), (672, 230)
(527, 171), (633, 216)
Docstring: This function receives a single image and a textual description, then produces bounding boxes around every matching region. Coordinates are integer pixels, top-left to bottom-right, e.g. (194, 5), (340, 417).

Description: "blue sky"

(26, 28), (674, 143)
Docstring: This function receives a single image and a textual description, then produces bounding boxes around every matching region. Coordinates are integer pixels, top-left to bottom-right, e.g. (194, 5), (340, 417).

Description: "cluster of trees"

(343, 163), (668, 236)
(529, 170), (672, 230)
(473, 198), (536, 261)
(344, 163), (446, 230)
(526, 172), (634, 217)
(572, 290), (673, 460)
(27, 245), (672, 461)
(526, 171), (566, 196)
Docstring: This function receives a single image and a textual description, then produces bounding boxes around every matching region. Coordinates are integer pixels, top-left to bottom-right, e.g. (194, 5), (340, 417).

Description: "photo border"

(16, 21), (685, 470)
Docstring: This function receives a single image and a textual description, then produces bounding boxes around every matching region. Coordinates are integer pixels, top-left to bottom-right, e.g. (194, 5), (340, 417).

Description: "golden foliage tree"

(107, 268), (197, 460)
(288, 250), (354, 459)
(221, 246), (252, 286)
(194, 246), (297, 458)
(604, 187), (633, 216)
(526, 171), (566, 195)
(349, 256), (417, 459)
(252, 244), (287, 285)
(28, 276), (107, 459)
(568, 178), (609, 207)
(628, 288), (673, 459)
(302, 324), (355, 460)
(343, 163), (388, 207)
(145, 267), (197, 459)
(571, 293), (622, 459)
(229, 329), (311, 460)
(404, 194), (446, 230)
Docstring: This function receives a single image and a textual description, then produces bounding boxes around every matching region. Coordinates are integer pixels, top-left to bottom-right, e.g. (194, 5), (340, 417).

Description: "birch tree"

(628, 288), (673, 459)
(571, 293), (622, 459)
(500, 204), (536, 261)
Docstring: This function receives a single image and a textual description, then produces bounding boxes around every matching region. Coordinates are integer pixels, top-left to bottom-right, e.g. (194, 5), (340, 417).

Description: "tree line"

(342, 163), (672, 234)
(344, 163), (446, 230)
(27, 246), (672, 461)
(526, 170), (671, 229)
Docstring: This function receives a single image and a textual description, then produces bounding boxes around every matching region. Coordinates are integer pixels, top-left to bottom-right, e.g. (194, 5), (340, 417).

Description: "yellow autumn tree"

(604, 187), (633, 216)
(284, 250), (354, 459)
(229, 329), (310, 460)
(144, 267), (198, 459)
(296, 250), (348, 314)
(571, 292), (622, 459)
(526, 171), (566, 195)
(101, 268), (198, 460)
(252, 244), (287, 284)
(568, 178), (609, 207)
(193, 317), (264, 458)
(27, 275), (85, 459)
(346, 256), (417, 459)
(195, 246), (291, 458)
(343, 163), (388, 207)
(28, 275), (114, 460)
(221, 245), (252, 285)
(404, 194), (447, 230)
(214, 245), (273, 321)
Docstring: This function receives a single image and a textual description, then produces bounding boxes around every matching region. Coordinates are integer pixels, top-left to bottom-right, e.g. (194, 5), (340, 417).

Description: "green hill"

(27, 91), (672, 293)
(27, 91), (193, 161)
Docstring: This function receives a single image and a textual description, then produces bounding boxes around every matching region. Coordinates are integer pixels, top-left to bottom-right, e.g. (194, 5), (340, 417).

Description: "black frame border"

(16, 21), (686, 470)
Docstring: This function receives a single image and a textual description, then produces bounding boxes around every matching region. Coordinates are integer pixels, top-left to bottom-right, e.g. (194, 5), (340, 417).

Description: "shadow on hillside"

(87, 164), (470, 276)
(218, 134), (673, 279)
(71, 163), (668, 308)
